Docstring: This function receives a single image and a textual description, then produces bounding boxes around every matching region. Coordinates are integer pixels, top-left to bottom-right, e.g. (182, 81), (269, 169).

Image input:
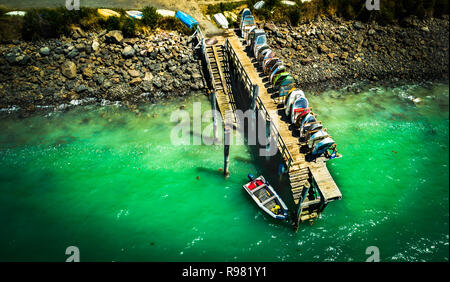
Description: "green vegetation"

(0, 5), (7, 16)
(246, 0), (449, 26)
(142, 6), (160, 29)
(0, 5), (193, 41)
(104, 15), (121, 31)
(121, 17), (137, 38)
(206, 1), (247, 15)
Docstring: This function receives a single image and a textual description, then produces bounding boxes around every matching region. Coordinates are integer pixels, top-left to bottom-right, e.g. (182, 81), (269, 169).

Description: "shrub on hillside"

(0, 5), (7, 16)
(142, 6), (160, 28)
(121, 17), (136, 37)
(105, 15), (120, 31)
(21, 9), (42, 40)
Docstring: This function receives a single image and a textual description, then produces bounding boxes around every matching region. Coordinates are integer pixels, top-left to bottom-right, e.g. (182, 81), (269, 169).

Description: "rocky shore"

(263, 15), (449, 93)
(0, 28), (207, 114)
(0, 15), (449, 114)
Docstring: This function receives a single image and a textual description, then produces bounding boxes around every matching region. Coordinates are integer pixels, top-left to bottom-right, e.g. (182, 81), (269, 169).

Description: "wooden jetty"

(196, 28), (342, 230)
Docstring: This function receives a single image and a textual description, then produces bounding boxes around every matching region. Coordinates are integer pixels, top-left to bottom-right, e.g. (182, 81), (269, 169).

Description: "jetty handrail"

(196, 27), (216, 92)
(224, 39), (295, 168)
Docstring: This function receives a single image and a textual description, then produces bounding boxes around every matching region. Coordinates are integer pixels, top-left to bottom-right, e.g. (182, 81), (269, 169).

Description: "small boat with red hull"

(243, 174), (289, 220)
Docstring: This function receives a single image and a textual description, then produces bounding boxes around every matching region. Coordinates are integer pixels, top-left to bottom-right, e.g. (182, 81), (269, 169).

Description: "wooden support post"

(210, 92), (218, 141)
(294, 182), (311, 232)
(251, 85), (259, 111)
(265, 118), (271, 161)
(224, 125), (231, 177)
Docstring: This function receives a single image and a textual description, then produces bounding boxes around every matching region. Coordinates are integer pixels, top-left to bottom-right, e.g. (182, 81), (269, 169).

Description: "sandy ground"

(0, 0), (245, 35)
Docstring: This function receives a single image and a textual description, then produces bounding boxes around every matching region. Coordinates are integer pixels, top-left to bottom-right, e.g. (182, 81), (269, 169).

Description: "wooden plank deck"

(204, 40), (237, 126)
(226, 35), (342, 205)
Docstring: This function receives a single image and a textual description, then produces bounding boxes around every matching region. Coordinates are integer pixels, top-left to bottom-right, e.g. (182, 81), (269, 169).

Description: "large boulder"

(106, 30), (123, 44)
(61, 61), (77, 79)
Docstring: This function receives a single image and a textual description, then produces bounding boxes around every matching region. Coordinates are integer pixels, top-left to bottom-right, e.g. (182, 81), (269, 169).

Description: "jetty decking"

(197, 28), (342, 229)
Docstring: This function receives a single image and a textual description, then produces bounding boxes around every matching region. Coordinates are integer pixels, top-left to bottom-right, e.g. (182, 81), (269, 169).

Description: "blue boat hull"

(176, 11), (198, 29)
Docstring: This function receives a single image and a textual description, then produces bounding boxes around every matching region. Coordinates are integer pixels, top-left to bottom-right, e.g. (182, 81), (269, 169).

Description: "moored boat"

(97, 9), (120, 18)
(213, 13), (229, 29)
(126, 10), (143, 20)
(176, 11), (198, 29)
(5, 11), (26, 17)
(243, 174), (288, 220)
(157, 9), (176, 17)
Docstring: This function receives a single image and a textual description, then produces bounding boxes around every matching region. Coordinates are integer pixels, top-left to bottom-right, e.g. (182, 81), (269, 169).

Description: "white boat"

(243, 174), (288, 220)
(285, 89), (305, 117)
(156, 9), (176, 17)
(254, 1), (265, 10)
(240, 15), (256, 39)
(291, 96), (310, 124)
(308, 130), (335, 156)
(281, 1), (296, 6)
(5, 11), (26, 17)
(126, 10), (143, 20)
(299, 113), (322, 138)
(213, 13), (229, 29)
(257, 48), (271, 66)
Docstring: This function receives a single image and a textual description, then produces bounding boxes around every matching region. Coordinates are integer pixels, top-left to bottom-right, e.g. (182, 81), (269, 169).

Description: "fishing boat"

(240, 15), (256, 39)
(97, 9), (120, 18)
(291, 96), (310, 124)
(299, 113), (322, 138)
(247, 28), (264, 49)
(281, 0), (296, 6)
(264, 57), (279, 74)
(213, 13), (229, 29)
(157, 9), (176, 17)
(278, 75), (295, 91)
(5, 11), (26, 17)
(279, 84), (295, 97)
(269, 63), (285, 84)
(253, 36), (267, 57)
(176, 11), (198, 29)
(308, 130), (335, 157)
(243, 174), (289, 220)
(273, 72), (294, 90)
(257, 48), (272, 65)
(126, 10), (143, 20)
(285, 89), (305, 116)
(261, 50), (274, 68)
(238, 8), (252, 24)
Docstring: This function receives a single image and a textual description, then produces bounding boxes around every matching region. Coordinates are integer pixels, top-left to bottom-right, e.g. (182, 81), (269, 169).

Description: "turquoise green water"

(0, 84), (448, 262)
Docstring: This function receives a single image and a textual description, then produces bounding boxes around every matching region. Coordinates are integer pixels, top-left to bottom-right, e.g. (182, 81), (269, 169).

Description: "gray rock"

(75, 85), (87, 93)
(353, 21), (363, 30)
(122, 46), (135, 57)
(153, 80), (162, 88)
(67, 49), (79, 59)
(128, 69), (141, 77)
(5, 53), (16, 64)
(150, 64), (161, 72)
(40, 47), (51, 56)
(106, 30), (123, 44)
(61, 60), (77, 79)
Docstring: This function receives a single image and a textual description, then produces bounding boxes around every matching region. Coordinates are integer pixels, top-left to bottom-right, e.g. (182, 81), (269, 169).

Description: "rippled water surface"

(0, 84), (448, 262)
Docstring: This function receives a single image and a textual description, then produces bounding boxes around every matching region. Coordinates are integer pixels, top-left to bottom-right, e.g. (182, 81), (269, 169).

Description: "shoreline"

(0, 15), (449, 116)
